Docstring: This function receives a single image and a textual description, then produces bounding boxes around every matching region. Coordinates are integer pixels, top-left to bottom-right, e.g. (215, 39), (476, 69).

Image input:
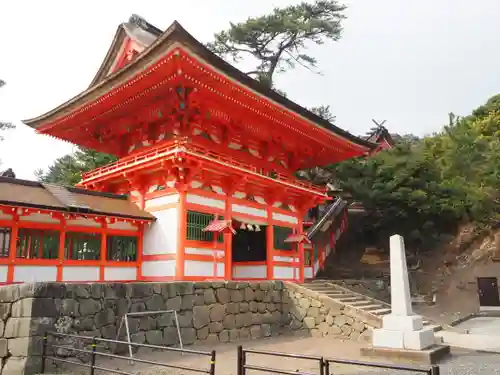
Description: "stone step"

(348, 300), (376, 307)
(337, 296), (365, 302)
(358, 304), (386, 311)
(370, 308), (391, 315)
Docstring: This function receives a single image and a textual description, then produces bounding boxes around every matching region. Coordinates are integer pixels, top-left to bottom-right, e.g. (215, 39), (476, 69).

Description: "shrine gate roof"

(23, 15), (377, 160)
(0, 177), (154, 220)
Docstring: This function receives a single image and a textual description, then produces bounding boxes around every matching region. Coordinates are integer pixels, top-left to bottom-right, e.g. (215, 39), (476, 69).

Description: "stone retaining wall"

(0, 281), (375, 375)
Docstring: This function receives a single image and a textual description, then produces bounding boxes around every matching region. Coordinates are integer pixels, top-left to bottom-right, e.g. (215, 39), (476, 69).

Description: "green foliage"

(35, 148), (117, 186)
(207, 0), (347, 87)
(332, 94), (500, 250)
(310, 104), (336, 123)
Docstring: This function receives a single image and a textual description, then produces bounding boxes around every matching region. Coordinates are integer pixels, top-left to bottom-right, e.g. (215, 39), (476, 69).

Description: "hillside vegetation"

(333, 94), (500, 252)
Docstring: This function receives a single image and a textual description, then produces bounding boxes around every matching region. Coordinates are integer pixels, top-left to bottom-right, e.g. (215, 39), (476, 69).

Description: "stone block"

(239, 302), (249, 312)
(329, 325), (341, 335)
(303, 317), (316, 329)
(166, 296), (182, 311)
(227, 302), (239, 314)
(163, 327), (180, 345)
(209, 322), (224, 333)
(12, 298), (57, 318)
(244, 287), (254, 301)
(177, 282), (194, 295)
(180, 327), (197, 345)
(130, 331), (146, 344)
(318, 322), (329, 336)
(403, 329), (436, 350)
(197, 326), (209, 340)
(261, 324), (272, 337)
(382, 315), (423, 332)
(216, 288), (230, 304)
(230, 290), (244, 303)
(372, 328), (404, 348)
(299, 298), (310, 309)
(56, 299), (80, 317)
(79, 299), (101, 316)
(146, 294), (165, 311)
(3, 356), (41, 375)
(353, 321), (365, 332)
(223, 315), (236, 329)
(334, 315), (347, 327)
(139, 317), (156, 331)
(193, 306), (210, 329)
(158, 313), (175, 328)
(4, 317), (54, 338)
(177, 311), (193, 328)
(204, 289), (216, 304)
(8, 337), (31, 356)
(94, 309), (115, 329)
(240, 327), (251, 339)
(203, 333), (219, 345)
(90, 284), (104, 299)
(0, 302), (11, 319)
(194, 282), (213, 289)
(219, 330), (230, 342)
(229, 329), (239, 341)
(181, 295), (195, 310)
(146, 330), (163, 345)
(209, 304), (226, 322)
(101, 325), (117, 339)
(325, 315), (334, 326)
(341, 325), (353, 335)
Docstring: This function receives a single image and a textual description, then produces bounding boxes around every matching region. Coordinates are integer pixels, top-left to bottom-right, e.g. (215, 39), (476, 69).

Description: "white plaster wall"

(273, 256), (294, 263)
(185, 247), (224, 258)
(145, 194), (179, 209)
(186, 194), (225, 210)
(63, 267), (100, 282)
(273, 266), (296, 280)
(143, 207), (178, 255)
(14, 266), (58, 282)
(0, 265), (8, 282)
(0, 212), (12, 220)
(272, 212), (298, 225)
(19, 213), (59, 224)
(233, 265), (267, 279)
(67, 217), (101, 227)
(107, 221), (137, 231)
(184, 260), (224, 278)
(232, 204), (267, 218)
(305, 267), (313, 279)
(104, 267), (137, 281)
(142, 260), (176, 277)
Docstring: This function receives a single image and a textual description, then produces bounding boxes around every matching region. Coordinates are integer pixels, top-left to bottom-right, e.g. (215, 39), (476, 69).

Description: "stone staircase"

(300, 280), (441, 331)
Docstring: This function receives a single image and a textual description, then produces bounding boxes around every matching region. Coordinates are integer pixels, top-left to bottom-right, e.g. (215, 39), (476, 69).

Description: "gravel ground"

(46, 335), (500, 375)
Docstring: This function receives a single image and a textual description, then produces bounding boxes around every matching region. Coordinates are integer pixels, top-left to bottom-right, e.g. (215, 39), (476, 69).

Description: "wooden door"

(477, 277), (500, 307)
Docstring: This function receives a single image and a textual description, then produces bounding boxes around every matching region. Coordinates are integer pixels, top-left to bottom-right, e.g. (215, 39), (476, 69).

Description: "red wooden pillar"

(298, 215), (305, 283)
(224, 196), (233, 280)
(176, 191), (187, 280)
(7, 213), (19, 283)
(99, 222), (107, 281)
(137, 223), (144, 281)
(266, 207), (274, 280)
(56, 217), (66, 281)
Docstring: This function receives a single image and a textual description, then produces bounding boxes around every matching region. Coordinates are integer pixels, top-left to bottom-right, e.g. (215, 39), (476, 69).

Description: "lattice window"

(107, 235), (138, 262)
(0, 227), (10, 258)
(186, 211), (223, 243)
(273, 226), (293, 251)
(17, 229), (59, 259)
(65, 232), (101, 261)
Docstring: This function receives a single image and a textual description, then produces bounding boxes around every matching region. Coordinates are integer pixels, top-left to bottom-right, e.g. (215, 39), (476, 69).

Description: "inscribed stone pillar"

(372, 234), (435, 350)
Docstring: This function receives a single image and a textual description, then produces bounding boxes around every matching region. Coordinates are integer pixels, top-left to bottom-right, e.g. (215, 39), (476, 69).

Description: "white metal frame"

(116, 310), (183, 359)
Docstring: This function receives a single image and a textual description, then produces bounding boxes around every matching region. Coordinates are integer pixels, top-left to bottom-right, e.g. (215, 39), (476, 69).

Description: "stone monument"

(361, 234), (450, 364)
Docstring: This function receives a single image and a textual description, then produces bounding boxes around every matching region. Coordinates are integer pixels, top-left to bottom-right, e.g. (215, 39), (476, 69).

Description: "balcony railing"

(81, 139), (326, 195)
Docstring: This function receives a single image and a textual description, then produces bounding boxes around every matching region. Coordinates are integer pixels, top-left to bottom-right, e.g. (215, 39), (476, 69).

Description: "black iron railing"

(237, 346), (440, 375)
(41, 331), (216, 375)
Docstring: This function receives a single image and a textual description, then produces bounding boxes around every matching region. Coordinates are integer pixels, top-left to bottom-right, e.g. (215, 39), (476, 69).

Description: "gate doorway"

(477, 277), (500, 311)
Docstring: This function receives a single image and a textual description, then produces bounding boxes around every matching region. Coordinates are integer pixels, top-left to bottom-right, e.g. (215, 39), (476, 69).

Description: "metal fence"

(237, 346), (440, 375)
(41, 331), (216, 375)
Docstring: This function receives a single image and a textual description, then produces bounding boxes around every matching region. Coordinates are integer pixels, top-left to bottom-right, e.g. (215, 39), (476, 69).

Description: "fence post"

(40, 334), (48, 374)
(209, 350), (216, 375)
(431, 365), (440, 375)
(319, 357), (325, 375)
(324, 360), (330, 375)
(89, 337), (98, 375)
(237, 346), (244, 375)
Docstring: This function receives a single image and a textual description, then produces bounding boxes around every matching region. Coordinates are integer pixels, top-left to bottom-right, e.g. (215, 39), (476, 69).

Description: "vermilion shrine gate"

(1, 15), (384, 284)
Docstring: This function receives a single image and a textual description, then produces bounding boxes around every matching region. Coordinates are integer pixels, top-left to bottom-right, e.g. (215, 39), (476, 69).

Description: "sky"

(1, 0), (500, 179)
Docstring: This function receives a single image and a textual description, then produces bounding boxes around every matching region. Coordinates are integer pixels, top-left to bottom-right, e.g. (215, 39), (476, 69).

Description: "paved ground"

(48, 333), (500, 375)
(454, 317), (500, 335)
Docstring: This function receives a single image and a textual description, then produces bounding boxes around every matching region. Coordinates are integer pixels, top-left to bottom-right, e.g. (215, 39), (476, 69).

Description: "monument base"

(372, 326), (435, 350)
(360, 344), (451, 365)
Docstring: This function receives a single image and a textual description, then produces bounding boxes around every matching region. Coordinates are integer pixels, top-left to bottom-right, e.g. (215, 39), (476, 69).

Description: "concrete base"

(372, 326), (436, 350)
(360, 344), (451, 365)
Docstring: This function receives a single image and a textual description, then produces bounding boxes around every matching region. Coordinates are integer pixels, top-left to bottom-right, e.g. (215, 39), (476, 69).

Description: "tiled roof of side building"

(0, 177), (154, 220)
